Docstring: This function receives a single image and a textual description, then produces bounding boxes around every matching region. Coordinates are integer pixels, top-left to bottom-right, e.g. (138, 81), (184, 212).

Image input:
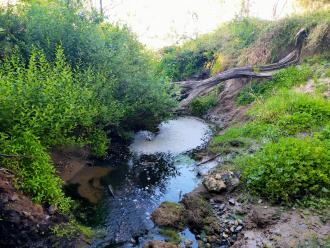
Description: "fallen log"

(175, 28), (308, 107)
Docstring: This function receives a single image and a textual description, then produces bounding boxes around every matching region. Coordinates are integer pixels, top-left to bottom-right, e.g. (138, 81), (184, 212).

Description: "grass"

(51, 220), (93, 239)
(160, 228), (181, 244)
(189, 91), (218, 117)
(209, 61), (330, 205)
(236, 66), (313, 105)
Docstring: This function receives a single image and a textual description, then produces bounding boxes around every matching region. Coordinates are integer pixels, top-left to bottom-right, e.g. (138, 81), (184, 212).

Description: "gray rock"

(9, 194), (18, 201)
(235, 225), (243, 232)
(228, 198), (235, 205)
(48, 205), (57, 215)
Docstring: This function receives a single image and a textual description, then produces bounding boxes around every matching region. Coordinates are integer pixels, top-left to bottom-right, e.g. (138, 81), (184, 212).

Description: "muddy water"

(70, 117), (212, 247)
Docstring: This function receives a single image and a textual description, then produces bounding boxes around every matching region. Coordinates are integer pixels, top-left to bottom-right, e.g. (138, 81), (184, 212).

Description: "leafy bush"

(0, 2), (176, 133)
(0, 48), (102, 148)
(0, 131), (72, 212)
(236, 137), (330, 203)
(189, 92), (218, 117)
(158, 46), (213, 81)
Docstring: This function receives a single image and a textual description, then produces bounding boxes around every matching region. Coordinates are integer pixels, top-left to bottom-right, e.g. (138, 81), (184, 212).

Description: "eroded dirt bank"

(0, 168), (88, 248)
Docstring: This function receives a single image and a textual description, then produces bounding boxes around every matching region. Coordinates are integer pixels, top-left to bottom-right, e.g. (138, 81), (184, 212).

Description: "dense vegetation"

(159, 10), (330, 82)
(0, 1), (175, 211)
(209, 61), (330, 204)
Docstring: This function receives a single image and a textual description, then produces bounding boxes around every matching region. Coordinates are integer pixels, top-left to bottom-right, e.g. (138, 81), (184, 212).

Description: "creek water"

(74, 117), (213, 247)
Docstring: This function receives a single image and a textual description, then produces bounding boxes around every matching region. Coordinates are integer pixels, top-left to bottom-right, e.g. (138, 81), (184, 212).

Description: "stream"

(68, 116), (214, 247)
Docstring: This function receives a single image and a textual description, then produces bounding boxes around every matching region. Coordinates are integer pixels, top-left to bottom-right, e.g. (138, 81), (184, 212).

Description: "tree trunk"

(175, 28), (308, 108)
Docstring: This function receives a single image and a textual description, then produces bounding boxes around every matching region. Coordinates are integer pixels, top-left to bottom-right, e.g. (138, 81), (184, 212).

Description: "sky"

(100, 0), (298, 49)
(0, 0), (299, 49)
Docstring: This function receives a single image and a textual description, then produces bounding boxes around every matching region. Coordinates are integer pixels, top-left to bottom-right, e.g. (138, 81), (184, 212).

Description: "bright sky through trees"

(101, 0), (298, 49)
(0, 0), (298, 48)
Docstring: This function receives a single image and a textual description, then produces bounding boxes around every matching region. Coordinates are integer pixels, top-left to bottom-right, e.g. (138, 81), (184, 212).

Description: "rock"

(228, 198), (235, 205)
(235, 225), (243, 232)
(48, 205), (57, 215)
(151, 202), (186, 229)
(206, 243), (211, 247)
(9, 194), (18, 201)
(230, 226), (236, 233)
(184, 239), (193, 248)
(144, 240), (178, 248)
(2, 195), (9, 203)
(203, 176), (226, 193)
(249, 206), (280, 228)
(219, 204), (226, 210)
(203, 171), (240, 194)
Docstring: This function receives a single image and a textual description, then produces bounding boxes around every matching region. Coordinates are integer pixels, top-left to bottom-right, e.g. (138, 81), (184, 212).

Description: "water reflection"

(88, 117), (211, 247)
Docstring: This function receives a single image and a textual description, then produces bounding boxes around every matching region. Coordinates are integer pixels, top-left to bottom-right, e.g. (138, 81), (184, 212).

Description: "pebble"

(48, 205), (57, 215)
(184, 240), (193, 247)
(9, 194), (18, 201)
(130, 238), (136, 244)
(238, 219), (243, 225)
(230, 226), (236, 233)
(2, 195), (9, 203)
(206, 243), (211, 248)
(258, 199), (263, 204)
(223, 233), (229, 238)
(219, 204), (226, 210)
(228, 198), (235, 205)
(235, 225), (243, 232)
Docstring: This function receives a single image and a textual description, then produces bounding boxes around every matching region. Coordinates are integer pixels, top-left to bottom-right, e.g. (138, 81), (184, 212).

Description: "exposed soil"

(206, 78), (250, 128)
(0, 168), (87, 248)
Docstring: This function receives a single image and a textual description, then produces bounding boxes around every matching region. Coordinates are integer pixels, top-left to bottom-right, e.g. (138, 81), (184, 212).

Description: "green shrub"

(236, 137), (330, 203)
(0, 2), (176, 133)
(189, 92), (218, 117)
(0, 131), (72, 212)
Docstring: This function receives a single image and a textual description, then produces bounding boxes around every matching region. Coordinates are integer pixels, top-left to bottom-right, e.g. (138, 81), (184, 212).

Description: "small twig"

(0, 153), (21, 158)
(195, 153), (221, 166)
(0, 153), (31, 159)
